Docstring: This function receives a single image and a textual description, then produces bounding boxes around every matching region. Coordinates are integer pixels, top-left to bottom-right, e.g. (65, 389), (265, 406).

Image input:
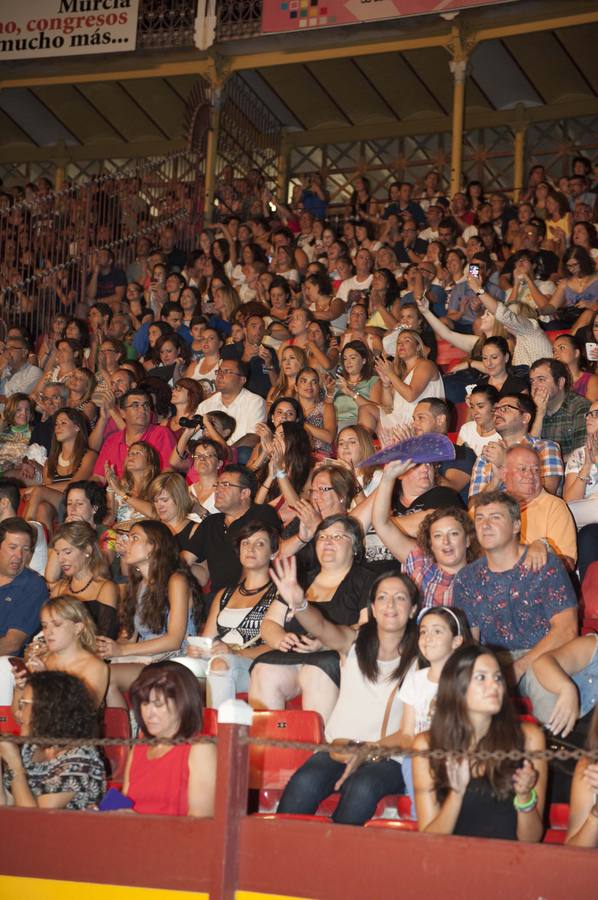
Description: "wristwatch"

(475, 287), (485, 296)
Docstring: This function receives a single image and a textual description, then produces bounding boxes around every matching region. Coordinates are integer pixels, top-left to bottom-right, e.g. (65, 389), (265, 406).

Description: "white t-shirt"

(325, 645), (405, 745)
(457, 420), (500, 457)
(398, 665), (439, 735)
(336, 274), (373, 305)
(195, 387), (266, 443)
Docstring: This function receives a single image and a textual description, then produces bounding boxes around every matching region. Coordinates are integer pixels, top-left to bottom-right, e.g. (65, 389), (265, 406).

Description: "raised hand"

(269, 556), (306, 614)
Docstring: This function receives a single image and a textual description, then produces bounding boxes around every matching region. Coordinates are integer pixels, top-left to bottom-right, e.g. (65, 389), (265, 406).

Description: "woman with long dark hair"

(413, 645), (546, 841)
(272, 558), (420, 826)
(254, 421), (314, 518)
(96, 520), (203, 703)
(102, 440), (161, 538)
(24, 408), (97, 531)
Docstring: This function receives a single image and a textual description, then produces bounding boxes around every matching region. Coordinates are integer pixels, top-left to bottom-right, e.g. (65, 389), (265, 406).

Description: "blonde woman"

(374, 330), (445, 429)
(267, 346), (308, 406)
(13, 596), (109, 706)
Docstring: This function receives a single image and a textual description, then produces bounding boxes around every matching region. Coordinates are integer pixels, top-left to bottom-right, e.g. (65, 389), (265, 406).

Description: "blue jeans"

(277, 751), (405, 826)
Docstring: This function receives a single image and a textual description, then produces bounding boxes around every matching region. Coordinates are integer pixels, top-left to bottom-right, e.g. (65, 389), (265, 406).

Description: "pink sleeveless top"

(127, 742), (191, 816)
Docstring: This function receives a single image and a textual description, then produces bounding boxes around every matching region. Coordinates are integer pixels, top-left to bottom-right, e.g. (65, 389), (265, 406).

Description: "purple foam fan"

(360, 433), (456, 469)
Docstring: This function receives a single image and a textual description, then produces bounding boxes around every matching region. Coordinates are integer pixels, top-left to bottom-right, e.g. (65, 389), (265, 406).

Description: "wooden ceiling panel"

(77, 83), (165, 143)
(0, 109), (33, 148)
(306, 59), (398, 127)
(401, 47), (454, 116)
(31, 85), (119, 145)
(122, 80), (188, 139)
(555, 26), (598, 96)
(504, 32), (593, 104)
(259, 64), (348, 130)
(355, 53), (444, 120)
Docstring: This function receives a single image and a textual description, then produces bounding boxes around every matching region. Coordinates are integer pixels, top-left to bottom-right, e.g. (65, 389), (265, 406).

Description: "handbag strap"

(380, 683), (400, 741)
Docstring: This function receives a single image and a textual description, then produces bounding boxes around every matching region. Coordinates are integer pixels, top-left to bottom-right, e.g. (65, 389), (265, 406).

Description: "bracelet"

(577, 473), (592, 484)
(294, 598), (308, 612)
(513, 787), (537, 813)
(296, 535), (309, 545)
(275, 469), (288, 479)
(176, 447), (188, 461)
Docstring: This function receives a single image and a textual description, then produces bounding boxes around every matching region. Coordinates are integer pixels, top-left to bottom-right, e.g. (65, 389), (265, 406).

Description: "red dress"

(126, 742), (191, 816)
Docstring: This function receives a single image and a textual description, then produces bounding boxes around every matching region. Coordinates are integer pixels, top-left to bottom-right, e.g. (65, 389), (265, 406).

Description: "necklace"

(68, 574), (94, 594)
(238, 579), (271, 596)
(58, 452), (73, 468)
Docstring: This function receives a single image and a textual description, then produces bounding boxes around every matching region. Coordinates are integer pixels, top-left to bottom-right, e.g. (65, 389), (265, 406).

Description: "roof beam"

(0, 6), (597, 91)
(0, 139), (186, 164)
(284, 97), (598, 147)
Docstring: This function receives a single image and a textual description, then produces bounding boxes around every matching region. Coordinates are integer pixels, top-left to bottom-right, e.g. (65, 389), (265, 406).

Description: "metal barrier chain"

(0, 731), (595, 762)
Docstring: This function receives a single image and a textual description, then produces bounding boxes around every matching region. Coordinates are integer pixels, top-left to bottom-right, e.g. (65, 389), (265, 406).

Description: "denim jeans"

(277, 751), (405, 826)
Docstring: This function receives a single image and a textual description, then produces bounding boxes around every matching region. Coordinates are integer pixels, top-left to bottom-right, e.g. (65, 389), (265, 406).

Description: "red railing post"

(210, 700), (252, 900)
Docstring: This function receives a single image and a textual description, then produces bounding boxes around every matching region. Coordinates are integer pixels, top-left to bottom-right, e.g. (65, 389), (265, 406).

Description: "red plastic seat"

(543, 829), (566, 844)
(365, 819), (419, 832)
(0, 705), (20, 735)
(103, 707), (130, 788)
(201, 707), (218, 737)
(436, 338), (468, 372)
(549, 803), (570, 830)
(453, 402), (470, 431)
(248, 710), (324, 812)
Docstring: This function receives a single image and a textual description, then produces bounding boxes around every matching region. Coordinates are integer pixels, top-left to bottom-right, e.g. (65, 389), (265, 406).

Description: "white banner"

(0, 0), (139, 61)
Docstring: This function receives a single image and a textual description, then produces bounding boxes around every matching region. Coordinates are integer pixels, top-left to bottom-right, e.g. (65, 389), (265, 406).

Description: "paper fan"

(360, 433), (456, 469)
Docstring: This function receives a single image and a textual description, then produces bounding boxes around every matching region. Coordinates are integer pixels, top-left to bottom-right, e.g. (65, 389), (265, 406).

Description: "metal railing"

(0, 150), (204, 338)
(137, 0), (197, 48)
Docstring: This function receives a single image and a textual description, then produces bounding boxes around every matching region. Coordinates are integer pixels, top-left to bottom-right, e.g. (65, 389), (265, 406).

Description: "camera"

(468, 263), (480, 278)
(179, 414), (204, 430)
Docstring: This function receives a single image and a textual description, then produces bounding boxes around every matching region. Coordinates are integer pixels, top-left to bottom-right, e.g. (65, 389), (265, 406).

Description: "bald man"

(504, 445), (577, 570)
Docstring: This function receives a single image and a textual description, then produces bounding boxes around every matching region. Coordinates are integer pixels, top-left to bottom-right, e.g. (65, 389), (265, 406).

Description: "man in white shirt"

(0, 337), (42, 402)
(418, 203), (443, 243)
(336, 248), (374, 308)
(195, 359), (266, 445)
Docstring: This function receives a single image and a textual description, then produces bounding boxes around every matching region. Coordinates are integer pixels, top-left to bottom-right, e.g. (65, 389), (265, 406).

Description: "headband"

(417, 606), (461, 636)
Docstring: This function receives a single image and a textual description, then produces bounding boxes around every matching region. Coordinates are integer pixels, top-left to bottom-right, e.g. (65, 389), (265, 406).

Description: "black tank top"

(454, 777), (517, 841)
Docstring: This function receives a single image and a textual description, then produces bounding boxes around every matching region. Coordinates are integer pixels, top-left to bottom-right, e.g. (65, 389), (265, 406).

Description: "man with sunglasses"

(92, 388), (176, 480)
(183, 464), (281, 592)
(468, 392), (563, 498)
(195, 358), (266, 447)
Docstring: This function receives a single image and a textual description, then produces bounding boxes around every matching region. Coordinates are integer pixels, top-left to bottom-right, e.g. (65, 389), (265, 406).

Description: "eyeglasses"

(308, 486), (336, 495)
(125, 402), (151, 410)
(585, 410), (598, 419)
(217, 368), (241, 377)
(216, 480), (244, 490)
(316, 532), (351, 543)
(193, 453), (217, 461)
(493, 404), (522, 414)
(127, 450), (146, 457)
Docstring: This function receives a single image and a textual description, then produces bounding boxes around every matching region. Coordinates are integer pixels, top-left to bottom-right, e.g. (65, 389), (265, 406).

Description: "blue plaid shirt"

(468, 434), (564, 497)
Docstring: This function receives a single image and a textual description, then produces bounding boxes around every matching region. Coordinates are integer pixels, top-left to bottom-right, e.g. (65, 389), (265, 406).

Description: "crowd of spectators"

(0, 156), (598, 846)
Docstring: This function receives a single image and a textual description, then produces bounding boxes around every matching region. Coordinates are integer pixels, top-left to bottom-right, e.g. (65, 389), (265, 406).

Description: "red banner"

(262, 0), (515, 34)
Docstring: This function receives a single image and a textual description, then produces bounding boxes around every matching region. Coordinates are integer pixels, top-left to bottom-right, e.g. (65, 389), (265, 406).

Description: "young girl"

(400, 607), (472, 741)
(398, 607), (472, 808)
